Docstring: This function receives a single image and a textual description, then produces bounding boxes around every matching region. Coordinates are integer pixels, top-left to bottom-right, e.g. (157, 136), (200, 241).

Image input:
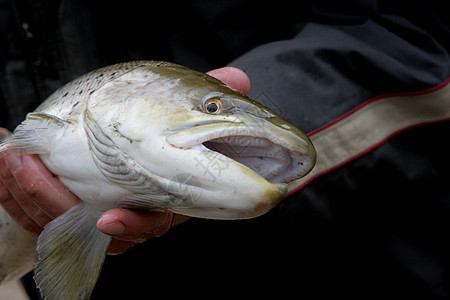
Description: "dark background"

(1, 0), (449, 299)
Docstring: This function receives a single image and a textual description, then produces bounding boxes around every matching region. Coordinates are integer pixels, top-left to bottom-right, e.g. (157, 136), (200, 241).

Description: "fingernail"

(5, 151), (23, 174)
(97, 215), (126, 235)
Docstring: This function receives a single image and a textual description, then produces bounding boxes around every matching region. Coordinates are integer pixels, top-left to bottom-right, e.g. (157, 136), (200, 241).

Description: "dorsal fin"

(36, 61), (180, 118)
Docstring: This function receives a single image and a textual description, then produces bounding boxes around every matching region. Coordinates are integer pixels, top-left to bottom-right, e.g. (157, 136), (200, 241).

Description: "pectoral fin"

(35, 203), (111, 300)
(0, 112), (70, 154)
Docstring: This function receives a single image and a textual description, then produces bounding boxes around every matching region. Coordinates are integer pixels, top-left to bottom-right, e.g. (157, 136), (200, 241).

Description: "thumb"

(207, 67), (251, 95)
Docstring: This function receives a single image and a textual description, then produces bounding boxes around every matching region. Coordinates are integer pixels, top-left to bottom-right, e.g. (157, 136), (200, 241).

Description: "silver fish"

(0, 61), (316, 299)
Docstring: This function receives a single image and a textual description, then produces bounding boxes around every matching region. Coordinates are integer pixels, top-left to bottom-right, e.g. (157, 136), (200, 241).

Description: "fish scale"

(37, 61), (177, 118)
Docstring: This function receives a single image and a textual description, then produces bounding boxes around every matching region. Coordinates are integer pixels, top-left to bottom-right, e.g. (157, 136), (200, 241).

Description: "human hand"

(0, 66), (250, 254)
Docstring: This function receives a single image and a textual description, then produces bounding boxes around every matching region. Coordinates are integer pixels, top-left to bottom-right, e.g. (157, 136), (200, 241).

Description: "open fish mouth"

(167, 121), (315, 184)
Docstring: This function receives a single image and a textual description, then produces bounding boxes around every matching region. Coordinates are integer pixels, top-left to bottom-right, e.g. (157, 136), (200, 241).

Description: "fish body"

(0, 61), (315, 299)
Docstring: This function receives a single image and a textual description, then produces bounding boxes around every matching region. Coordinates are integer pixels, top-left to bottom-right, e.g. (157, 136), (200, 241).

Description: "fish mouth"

(167, 121), (315, 184)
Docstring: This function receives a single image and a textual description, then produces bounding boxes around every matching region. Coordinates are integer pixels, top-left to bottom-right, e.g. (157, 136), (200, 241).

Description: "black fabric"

(0, 0), (299, 130)
(226, 8), (450, 298)
(1, 0), (449, 299)
(231, 15), (450, 133)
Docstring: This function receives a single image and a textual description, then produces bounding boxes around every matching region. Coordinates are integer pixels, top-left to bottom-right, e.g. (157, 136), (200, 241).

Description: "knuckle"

(21, 179), (42, 200)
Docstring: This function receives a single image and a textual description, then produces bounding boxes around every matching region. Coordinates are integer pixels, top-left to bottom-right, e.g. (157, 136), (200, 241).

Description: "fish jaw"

(168, 180), (287, 219)
(166, 118), (316, 185)
(162, 148), (288, 219)
(159, 116), (315, 219)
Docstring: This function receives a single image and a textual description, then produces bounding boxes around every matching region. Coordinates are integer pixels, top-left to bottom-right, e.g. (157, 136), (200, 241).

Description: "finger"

(0, 151), (53, 229)
(107, 239), (138, 255)
(97, 209), (173, 243)
(0, 127), (10, 139)
(207, 67), (251, 95)
(104, 213), (189, 255)
(1, 127), (80, 229)
(0, 156), (42, 234)
(0, 129), (12, 205)
(6, 151), (80, 219)
(0, 189), (42, 235)
(172, 214), (191, 226)
(0, 158), (10, 203)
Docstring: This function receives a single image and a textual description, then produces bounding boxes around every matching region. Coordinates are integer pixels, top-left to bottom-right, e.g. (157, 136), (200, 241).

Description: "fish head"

(89, 63), (316, 219)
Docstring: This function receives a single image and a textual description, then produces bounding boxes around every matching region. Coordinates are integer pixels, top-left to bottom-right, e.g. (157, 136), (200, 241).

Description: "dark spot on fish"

(72, 101), (80, 109)
(89, 89), (95, 95)
(79, 90), (83, 95)
(110, 72), (117, 77)
(63, 92), (69, 97)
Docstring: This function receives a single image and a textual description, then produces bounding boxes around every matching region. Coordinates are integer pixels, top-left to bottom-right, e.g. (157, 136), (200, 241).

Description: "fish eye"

(204, 98), (222, 114)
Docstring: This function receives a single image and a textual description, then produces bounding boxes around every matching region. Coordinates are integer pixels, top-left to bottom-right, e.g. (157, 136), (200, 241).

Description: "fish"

(0, 61), (316, 299)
